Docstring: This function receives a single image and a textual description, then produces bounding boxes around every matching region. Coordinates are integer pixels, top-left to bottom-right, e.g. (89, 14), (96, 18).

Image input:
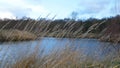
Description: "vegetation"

(0, 15), (120, 42)
(0, 15), (120, 68)
(0, 45), (120, 68)
(0, 29), (37, 41)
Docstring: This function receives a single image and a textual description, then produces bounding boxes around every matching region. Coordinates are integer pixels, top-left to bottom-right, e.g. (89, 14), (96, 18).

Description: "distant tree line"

(0, 15), (120, 35)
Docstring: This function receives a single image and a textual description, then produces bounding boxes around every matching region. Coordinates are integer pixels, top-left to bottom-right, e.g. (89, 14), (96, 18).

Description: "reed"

(0, 16), (120, 68)
(3, 45), (119, 68)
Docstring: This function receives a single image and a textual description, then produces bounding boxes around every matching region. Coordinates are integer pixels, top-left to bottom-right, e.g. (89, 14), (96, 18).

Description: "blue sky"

(0, 0), (120, 19)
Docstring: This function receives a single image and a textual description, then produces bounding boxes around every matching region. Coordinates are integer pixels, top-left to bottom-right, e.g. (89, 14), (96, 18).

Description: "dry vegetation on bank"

(0, 15), (120, 68)
(0, 15), (120, 42)
(0, 29), (37, 41)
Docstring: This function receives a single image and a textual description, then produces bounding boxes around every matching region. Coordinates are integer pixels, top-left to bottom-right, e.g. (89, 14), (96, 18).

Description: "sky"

(0, 0), (120, 19)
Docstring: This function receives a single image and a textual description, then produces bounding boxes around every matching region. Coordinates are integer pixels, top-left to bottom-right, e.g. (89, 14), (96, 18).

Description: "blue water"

(0, 37), (120, 66)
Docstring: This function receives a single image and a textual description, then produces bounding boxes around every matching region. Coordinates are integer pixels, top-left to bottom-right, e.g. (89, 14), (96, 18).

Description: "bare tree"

(70, 11), (78, 20)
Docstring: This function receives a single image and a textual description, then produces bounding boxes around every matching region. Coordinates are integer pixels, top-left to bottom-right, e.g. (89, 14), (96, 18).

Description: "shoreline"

(0, 29), (119, 43)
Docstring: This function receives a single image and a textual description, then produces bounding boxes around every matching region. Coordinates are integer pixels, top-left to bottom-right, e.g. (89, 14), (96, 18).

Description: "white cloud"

(0, 11), (16, 19)
(0, 0), (119, 19)
(77, 0), (120, 19)
(27, 5), (49, 18)
(0, 0), (49, 19)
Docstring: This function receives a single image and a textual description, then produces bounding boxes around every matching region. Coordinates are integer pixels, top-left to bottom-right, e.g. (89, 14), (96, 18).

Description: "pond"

(0, 37), (120, 67)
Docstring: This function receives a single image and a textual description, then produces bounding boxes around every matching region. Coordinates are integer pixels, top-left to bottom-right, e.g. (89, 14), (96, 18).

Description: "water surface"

(0, 37), (120, 66)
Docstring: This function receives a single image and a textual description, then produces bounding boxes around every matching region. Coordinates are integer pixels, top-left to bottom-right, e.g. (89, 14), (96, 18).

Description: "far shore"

(0, 29), (119, 43)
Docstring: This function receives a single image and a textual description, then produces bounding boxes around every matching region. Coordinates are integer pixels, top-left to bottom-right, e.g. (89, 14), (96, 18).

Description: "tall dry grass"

(1, 45), (119, 68)
(0, 17), (120, 68)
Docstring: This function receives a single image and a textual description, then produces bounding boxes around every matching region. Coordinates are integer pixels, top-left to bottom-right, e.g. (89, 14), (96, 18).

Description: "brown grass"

(0, 46), (118, 68)
(0, 29), (37, 41)
(0, 18), (120, 68)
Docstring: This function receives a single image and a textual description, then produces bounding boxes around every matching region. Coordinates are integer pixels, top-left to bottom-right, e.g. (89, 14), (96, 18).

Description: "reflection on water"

(0, 37), (120, 66)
